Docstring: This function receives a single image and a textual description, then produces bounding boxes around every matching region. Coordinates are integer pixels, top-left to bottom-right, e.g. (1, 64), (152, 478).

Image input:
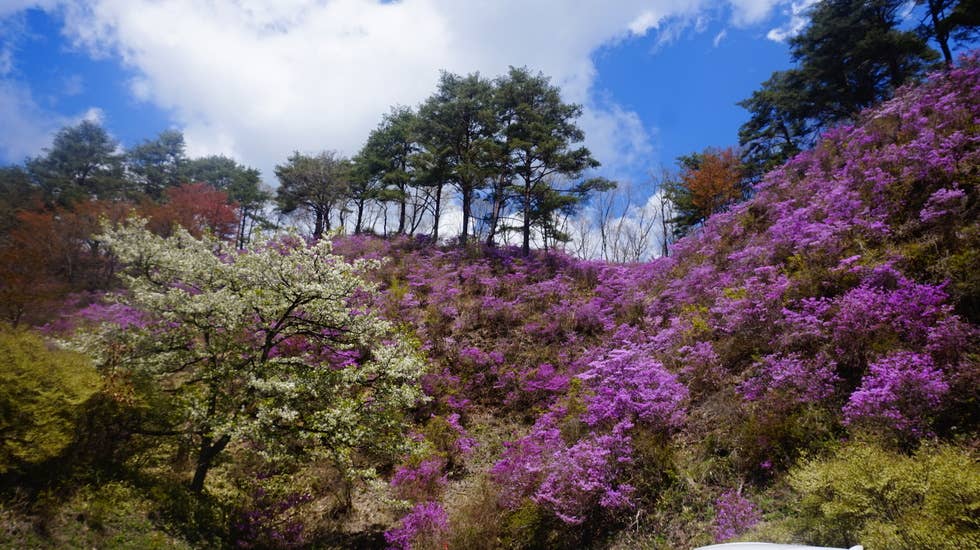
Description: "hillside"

(331, 55), (979, 549)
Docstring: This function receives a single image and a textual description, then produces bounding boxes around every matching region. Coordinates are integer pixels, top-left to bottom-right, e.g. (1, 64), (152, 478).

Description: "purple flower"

(384, 502), (449, 550)
(578, 348), (688, 431)
(390, 458), (448, 503)
(844, 351), (948, 437)
(713, 490), (759, 542)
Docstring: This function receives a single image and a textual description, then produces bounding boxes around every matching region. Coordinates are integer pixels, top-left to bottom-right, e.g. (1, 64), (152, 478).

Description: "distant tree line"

(1, 122), (270, 249)
(276, 67), (612, 255)
(0, 122), (270, 325)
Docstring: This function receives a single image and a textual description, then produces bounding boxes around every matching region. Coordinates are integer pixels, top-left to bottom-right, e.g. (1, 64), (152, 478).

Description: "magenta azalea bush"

(384, 502), (449, 550)
(843, 351), (949, 436)
(713, 490), (760, 542)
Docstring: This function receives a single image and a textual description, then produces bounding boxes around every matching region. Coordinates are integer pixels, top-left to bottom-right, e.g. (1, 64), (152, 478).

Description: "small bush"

(0, 327), (101, 473)
(789, 441), (980, 549)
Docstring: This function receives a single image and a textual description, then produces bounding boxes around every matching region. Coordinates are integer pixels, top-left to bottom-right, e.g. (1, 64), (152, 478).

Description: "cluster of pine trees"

(277, 67), (612, 254)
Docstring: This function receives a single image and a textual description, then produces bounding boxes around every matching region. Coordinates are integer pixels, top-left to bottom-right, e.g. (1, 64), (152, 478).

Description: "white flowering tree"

(84, 220), (425, 493)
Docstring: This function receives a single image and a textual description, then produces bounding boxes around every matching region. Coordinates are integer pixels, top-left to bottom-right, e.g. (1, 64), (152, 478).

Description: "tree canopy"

(492, 67), (600, 254)
(738, 0), (938, 176)
(416, 72), (498, 245)
(83, 220), (426, 492)
(26, 120), (125, 205)
(126, 129), (188, 199)
(275, 151), (351, 239)
(665, 147), (745, 238)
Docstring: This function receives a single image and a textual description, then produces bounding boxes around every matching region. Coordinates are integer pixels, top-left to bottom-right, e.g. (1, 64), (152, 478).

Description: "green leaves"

(0, 327), (101, 472)
(738, 0), (938, 176)
(27, 120), (126, 205)
(275, 151), (351, 238)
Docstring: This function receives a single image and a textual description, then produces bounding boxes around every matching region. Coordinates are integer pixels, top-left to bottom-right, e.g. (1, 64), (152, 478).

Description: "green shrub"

(0, 327), (101, 473)
(789, 441), (980, 549)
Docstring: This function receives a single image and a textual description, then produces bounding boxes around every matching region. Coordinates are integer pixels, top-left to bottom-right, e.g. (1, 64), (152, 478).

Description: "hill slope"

(340, 54), (979, 549)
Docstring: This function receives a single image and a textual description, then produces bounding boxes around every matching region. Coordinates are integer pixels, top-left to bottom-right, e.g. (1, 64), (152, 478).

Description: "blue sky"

(0, 0), (904, 188)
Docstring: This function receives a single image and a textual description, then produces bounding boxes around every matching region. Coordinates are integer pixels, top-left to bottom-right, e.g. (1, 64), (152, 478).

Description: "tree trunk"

(485, 176), (505, 247)
(237, 207), (248, 249)
(461, 188), (471, 245)
(432, 183), (443, 241)
(521, 183), (531, 256)
(355, 201), (364, 234)
(398, 183), (407, 234)
(313, 209), (325, 240)
(189, 433), (231, 493)
(929, 0), (953, 67)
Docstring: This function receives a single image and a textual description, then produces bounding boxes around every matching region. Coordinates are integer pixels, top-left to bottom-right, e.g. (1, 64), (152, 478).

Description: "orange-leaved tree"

(666, 146), (745, 237)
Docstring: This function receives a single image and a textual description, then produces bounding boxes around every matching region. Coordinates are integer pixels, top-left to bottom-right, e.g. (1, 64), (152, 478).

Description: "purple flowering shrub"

(490, 413), (636, 524)
(230, 484), (313, 549)
(390, 458), (448, 504)
(712, 490), (760, 542)
(843, 351), (949, 437)
(384, 502), (449, 550)
(578, 347), (687, 431)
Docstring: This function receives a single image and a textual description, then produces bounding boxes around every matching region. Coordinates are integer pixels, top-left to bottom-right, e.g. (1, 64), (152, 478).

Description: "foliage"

(1, 40), (978, 550)
(355, 106), (421, 235)
(81, 220), (426, 492)
(127, 129), (188, 199)
(350, 55), (980, 545)
(0, 327), (101, 473)
(0, 481), (194, 549)
(789, 442), (980, 549)
(0, 200), (129, 326)
(384, 501), (450, 550)
(916, 0), (980, 66)
(144, 182), (239, 240)
(843, 351), (949, 438)
(0, 166), (37, 234)
(183, 154), (269, 248)
(26, 120), (126, 205)
(739, 0), (938, 175)
(666, 147), (745, 237)
(713, 489), (759, 542)
(230, 480), (313, 549)
(416, 71), (498, 244)
(275, 151), (351, 239)
(492, 66), (600, 254)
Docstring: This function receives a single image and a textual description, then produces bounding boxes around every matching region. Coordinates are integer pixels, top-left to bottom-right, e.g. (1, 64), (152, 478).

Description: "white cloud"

(0, 74), (112, 162)
(62, 73), (83, 96)
(1, 1), (810, 179)
(766, 0), (817, 42)
(79, 106), (103, 123)
(0, 80), (103, 160)
(713, 29), (728, 47)
(728, 0), (782, 27)
(0, 80), (57, 160)
(579, 99), (656, 180)
(628, 11), (661, 35)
